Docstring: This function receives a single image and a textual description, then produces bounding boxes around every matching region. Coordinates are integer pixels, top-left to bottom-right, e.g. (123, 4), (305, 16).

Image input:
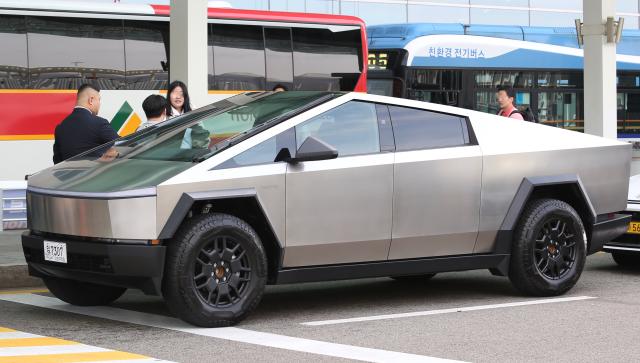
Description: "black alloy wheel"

(163, 213), (267, 327)
(193, 235), (252, 308)
(509, 198), (586, 296)
(533, 217), (577, 280)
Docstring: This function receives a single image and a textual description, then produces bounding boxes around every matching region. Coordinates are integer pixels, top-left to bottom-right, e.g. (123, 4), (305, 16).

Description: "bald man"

(53, 84), (119, 164)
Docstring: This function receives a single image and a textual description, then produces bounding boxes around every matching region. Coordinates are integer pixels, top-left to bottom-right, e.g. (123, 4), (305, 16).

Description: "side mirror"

(286, 136), (338, 163)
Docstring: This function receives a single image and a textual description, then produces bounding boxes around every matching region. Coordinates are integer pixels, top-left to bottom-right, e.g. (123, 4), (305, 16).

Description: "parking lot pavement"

(0, 230), (42, 289)
(1, 252), (639, 363)
(0, 230), (25, 266)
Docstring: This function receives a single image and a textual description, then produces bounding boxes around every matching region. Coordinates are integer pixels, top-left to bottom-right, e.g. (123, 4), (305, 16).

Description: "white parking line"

(0, 293), (464, 363)
(0, 331), (40, 339)
(302, 296), (597, 326)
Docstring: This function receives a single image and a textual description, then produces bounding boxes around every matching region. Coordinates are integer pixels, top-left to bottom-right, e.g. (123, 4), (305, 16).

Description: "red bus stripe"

(150, 5), (366, 27)
(0, 93), (75, 136)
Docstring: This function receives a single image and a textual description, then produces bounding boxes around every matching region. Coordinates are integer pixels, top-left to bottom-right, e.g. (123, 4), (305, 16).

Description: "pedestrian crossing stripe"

(0, 327), (174, 363)
(0, 337), (80, 347)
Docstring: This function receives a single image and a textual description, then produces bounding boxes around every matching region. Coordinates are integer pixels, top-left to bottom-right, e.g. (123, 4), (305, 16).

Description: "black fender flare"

(491, 175), (596, 273)
(158, 188), (284, 282)
(158, 188), (260, 239)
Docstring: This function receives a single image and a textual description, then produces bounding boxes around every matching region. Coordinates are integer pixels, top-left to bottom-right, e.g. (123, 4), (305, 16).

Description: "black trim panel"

(22, 233), (166, 295)
(275, 253), (510, 284)
(589, 213), (632, 254)
(494, 175), (596, 254)
(158, 188), (257, 239)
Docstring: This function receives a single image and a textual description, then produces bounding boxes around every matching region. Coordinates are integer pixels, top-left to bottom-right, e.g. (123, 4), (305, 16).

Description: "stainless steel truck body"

(23, 91), (631, 326)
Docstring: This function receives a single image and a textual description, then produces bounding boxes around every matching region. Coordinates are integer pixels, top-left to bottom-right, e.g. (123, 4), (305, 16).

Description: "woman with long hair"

(166, 80), (192, 118)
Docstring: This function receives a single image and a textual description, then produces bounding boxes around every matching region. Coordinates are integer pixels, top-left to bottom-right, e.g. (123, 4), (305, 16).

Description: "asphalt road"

(1, 252), (639, 363)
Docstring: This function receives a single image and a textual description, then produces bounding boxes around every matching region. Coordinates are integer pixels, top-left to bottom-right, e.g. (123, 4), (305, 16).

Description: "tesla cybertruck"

(23, 91), (631, 326)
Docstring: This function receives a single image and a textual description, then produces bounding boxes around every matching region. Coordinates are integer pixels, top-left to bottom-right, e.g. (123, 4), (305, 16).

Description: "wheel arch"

(493, 175), (596, 261)
(158, 189), (283, 284)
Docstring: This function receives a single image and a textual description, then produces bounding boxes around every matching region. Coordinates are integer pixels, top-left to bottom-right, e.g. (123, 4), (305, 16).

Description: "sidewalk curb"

(0, 264), (43, 289)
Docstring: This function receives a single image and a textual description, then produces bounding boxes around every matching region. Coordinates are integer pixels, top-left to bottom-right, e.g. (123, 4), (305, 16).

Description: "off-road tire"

(611, 251), (640, 268)
(163, 213), (267, 327)
(43, 277), (126, 306)
(390, 273), (436, 281)
(509, 198), (587, 296)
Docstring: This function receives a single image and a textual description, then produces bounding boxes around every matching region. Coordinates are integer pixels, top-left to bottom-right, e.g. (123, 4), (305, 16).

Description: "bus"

(367, 23), (640, 138)
(0, 0), (368, 181)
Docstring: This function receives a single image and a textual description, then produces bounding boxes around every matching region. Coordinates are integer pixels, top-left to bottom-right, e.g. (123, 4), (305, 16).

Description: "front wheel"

(163, 213), (267, 327)
(43, 277), (126, 306)
(509, 198), (587, 296)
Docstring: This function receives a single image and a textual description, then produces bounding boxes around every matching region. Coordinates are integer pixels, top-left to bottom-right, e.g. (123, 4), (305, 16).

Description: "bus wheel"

(163, 213), (267, 327)
(508, 198), (587, 296)
(611, 251), (640, 268)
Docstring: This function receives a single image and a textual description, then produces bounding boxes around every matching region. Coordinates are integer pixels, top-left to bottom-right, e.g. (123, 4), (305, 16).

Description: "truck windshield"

(69, 91), (340, 163)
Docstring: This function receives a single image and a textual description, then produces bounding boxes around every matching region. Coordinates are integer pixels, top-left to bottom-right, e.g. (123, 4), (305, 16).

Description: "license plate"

(627, 221), (640, 235)
(44, 241), (67, 263)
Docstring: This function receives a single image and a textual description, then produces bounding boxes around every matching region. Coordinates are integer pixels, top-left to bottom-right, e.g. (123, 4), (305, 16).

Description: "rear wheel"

(43, 277), (126, 306)
(509, 198), (587, 296)
(611, 251), (640, 268)
(163, 213), (267, 327)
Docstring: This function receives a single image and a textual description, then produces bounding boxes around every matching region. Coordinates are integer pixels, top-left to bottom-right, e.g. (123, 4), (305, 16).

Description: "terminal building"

(118, 0), (640, 29)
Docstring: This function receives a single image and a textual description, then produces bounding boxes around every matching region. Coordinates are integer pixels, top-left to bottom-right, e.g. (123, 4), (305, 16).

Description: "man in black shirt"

(52, 84), (119, 164)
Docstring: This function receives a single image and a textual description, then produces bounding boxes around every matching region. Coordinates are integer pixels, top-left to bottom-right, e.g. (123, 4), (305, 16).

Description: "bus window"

(211, 24), (265, 91)
(619, 93), (640, 133)
(474, 71), (533, 88)
(628, 94), (640, 133)
(264, 27), (293, 90)
(537, 72), (582, 88)
(368, 79), (394, 96)
(26, 16), (125, 90)
(538, 92), (582, 129)
(292, 28), (361, 91)
(475, 91), (497, 114)
(123, 20), (169, 90)
(406, 69), (461, 106)
(0, 15), (28, 89)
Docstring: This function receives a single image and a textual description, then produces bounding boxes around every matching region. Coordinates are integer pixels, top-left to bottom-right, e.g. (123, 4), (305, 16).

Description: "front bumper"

(22, 232), (166, 295)
(589, 213), (632, 254)
(603, 210), (640, 254)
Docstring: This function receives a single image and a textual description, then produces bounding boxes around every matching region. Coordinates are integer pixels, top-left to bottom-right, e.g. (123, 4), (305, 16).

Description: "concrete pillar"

(583, 0), (618, 139)
(170, 0), (208, 108)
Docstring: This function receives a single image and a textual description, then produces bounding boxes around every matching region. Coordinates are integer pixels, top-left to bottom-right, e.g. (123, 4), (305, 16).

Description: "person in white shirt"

(166, 80), (192, 118)
(136, 95), (167, 131)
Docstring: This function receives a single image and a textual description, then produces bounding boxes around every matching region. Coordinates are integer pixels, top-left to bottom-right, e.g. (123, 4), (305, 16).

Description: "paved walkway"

(0, 230), (25, 266)
(0, 230), (41, 288)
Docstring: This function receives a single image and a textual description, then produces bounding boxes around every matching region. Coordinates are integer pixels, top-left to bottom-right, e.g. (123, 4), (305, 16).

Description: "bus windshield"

(70, 91), (340, 163)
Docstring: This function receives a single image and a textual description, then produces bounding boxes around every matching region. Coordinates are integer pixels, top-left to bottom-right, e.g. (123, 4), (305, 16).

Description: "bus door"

(264, 27), (293, 91)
